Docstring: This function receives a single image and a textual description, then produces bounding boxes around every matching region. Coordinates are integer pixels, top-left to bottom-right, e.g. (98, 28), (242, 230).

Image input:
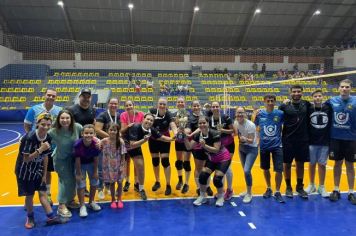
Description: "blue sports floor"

(1, 194), (356, 236)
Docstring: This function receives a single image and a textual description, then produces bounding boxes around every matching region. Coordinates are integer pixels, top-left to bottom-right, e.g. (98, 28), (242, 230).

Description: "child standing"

(15, 113), (67, 229)
(101, 123), (127, 208)
(74, 124), (102, 217)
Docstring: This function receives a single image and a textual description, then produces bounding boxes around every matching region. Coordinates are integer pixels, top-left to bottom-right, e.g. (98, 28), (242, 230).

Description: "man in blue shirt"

(327, 79), (356, 204)
(255, 94), (285, 203)
(23, 88), (62, 205)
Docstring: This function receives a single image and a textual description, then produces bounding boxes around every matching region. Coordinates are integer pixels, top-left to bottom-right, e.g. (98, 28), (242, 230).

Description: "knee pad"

(152, 158), (160, 167)
(183, 161), (191, 172)
(213, 175), (224, 188)
(175, 160), (183, 170)
(199, 171), (210, 185)
(161, 158), (170, 168)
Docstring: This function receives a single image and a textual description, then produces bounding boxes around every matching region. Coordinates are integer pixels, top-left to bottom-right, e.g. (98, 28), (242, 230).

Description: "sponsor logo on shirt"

(310, 111), (328, 129)
(347, 104), (353, 110)
(333, 112), (350, 129)
(273, 116), (279, 122)
(263, 125), (277, 137)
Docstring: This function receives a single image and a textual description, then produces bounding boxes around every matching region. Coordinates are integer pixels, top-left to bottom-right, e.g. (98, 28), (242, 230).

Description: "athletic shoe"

(239, 191), (247, 197)
(216, 196), (224, 207)
(152, 182), (161, 192)
(165, 185), (172, 195)
(263, 188), (273, 199)
(181, 184), (189, 194)
(134, 183), (139, 192)
(47, 194), (53, 207)
(243, 193), (253, 204)
(66, 200), (80, 209)
(117, 201), (124, 209)
(317, 186), (329, 198)
(224, 189), (234, 201)
(46, 215), (68, 226)
(285, 187), (293, 198)
(88, 201), (101, 211)
(329, 190), (341, 202)
(193, 196), (208, 206)
(98, 190), (105, 200)
(274, 192), (285, 203)
(123, 181), (130, 192)
(110, 201), (117, 209)
(84, 189), (90, 198)
(25, 217), (35, 229)
(348, 193), (356, 205)
(296, 187), (308, 199)
(305, 184), (316, 194)
(57, 205), (72, 218)
(206, 187), (214, 196)
(139, 189), (147, 200)
(79, 205), (88, 218)
(176, 180), (183, 190)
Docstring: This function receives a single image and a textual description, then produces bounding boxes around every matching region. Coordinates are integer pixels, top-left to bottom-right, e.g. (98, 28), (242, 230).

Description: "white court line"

(5, 150), (17, 156)
(230, 202), (237, 207)
(238, 211), (246, 217)
(248, 223), (257, 229)
(0, 128), (21, 149)
(1, 192), (9, 197)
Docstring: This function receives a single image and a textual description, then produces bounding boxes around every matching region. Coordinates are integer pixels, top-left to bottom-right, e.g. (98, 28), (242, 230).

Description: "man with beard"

(279, 85), (311, 199)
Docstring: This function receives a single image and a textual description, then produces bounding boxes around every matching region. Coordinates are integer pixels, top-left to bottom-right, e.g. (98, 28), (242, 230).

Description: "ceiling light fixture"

(128, 3), (134, 9)
(57, 1), (64, 7)
(194, 6), (199, 12)
(255, 8), (261, 14)
(314, 9), (321, 15)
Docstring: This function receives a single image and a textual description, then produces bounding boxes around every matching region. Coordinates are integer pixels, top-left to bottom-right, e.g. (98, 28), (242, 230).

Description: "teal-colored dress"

(49, 123), (82, 204)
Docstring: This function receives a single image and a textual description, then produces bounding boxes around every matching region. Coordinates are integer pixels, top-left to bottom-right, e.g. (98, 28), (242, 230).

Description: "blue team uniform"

(24, 103), (62, 131)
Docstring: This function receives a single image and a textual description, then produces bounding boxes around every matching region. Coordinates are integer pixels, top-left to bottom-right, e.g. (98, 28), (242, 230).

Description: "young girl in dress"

(101, 123), (127, 209)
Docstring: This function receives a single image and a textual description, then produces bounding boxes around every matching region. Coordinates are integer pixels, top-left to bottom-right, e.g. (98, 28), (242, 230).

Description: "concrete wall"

(334, 49), (356, 69)
(0, 45), (22, 68)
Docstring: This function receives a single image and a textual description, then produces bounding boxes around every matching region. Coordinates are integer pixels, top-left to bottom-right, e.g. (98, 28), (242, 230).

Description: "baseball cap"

(80, 88), (91, 96)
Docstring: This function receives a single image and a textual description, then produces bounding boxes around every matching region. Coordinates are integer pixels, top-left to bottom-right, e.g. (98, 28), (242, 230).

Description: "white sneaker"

(239, 191), (247, 197)
(318, 186), (329, 198)
(243, 193), (253, 204)
(305, 184), (316, 194)
(193, 196), (208, 206)
(215, 196), (224, 207)
(98, 190), (105, 200)
(89, 201), (102, 211)
(79, 205), (88, 218)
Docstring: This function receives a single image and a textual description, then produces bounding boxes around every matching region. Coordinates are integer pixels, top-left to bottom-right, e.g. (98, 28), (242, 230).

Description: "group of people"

(15, 78), (355, 229)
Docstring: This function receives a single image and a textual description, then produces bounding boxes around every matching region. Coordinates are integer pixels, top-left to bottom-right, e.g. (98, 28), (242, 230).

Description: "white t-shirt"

(234, 119), (258, 147)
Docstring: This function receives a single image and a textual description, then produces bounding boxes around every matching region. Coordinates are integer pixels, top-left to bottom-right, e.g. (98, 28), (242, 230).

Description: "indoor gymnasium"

(0, 0), (356, 235)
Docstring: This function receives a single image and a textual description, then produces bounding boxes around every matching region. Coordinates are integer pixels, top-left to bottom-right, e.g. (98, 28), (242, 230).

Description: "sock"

(139, 185), (144, 191)
(178, 176), (183, 182)
(27, 212), (34, 218)
(334, 186), (340, 191)
(297, 178), (303, 188)
(349, 189), (354, 194)
(285, 179), (291, 188)
(46, 185), (51, 195)
(46, 211), (54, 219)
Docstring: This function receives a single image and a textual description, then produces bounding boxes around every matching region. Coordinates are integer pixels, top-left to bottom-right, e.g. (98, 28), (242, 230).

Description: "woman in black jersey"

(173, 97), (191, 194)
(128, 113), (174, 200)
(184, 116), (231, 207)
(187, 100), (214, 196)
(209, 101), (235, 201)
(148, 97), (178, 195)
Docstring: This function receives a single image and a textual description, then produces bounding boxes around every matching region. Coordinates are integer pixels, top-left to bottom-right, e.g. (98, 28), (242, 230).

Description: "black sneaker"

(134, 183), (139, 192)
(263, 188), (273, 198)
(139, 189), (147, 200)
(46, 215), (68, 226)
(123, 181), (130, 192)
(165, 185), (172, 196)
(285, 187), (293, 198)
(274, 192), (285, 203)
(348, 193), (356, 205)
(296, 187), (308, 199)
(330, 190), (341, 202)
(152, 182), (161, 192)
(84, 189), (90, 198)
(206, 187), (214, 196)
(181, 184), (189, 194)
(176, 181), (183, 190)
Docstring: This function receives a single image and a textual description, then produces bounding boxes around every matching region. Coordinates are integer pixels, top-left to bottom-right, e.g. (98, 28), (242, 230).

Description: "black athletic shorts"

(128, 147), (143, 158)
(17, 176), (47, 197)
(175, 141), (189, 152)
(205, 159), (231, 174)
(192, 149), (208, 161)
(329, 139), (356, 162)
(148, 139), (171, 154)
(47, 154), (54, 172)
(283, 141), (310, 164)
